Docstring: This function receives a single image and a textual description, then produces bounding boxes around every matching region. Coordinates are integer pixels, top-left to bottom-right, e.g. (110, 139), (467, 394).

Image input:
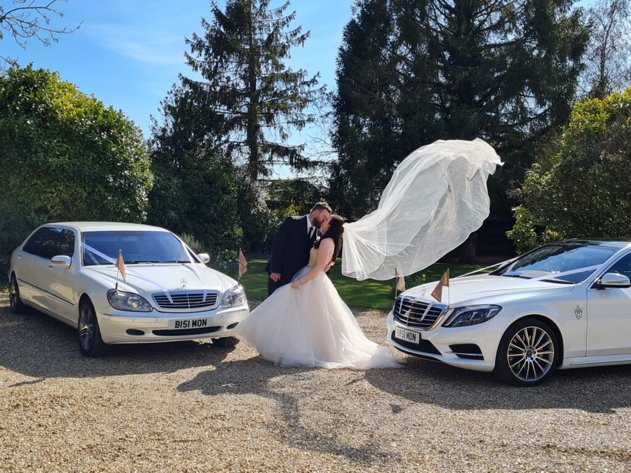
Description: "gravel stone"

(1, 293), (631, 472)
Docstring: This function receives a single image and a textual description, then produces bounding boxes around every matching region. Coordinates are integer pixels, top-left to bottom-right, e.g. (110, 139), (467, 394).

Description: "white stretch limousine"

(8, 222), (249, 356)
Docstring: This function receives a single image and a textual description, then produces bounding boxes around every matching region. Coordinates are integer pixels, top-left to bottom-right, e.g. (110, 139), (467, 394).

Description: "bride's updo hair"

(315, 215), (346, 264)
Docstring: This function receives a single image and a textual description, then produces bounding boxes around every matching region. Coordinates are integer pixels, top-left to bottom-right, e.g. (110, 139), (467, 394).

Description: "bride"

(236, 214), (400, 369)
(236, 138), (502, 370)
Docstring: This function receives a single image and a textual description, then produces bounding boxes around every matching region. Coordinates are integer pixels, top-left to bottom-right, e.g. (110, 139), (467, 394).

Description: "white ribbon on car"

(179, 249), (211, 303)
(81, 243), (174, 303)
(174, 237), (206, 288)
(458, 261), (602, 283)
(530, 264), (602, 282)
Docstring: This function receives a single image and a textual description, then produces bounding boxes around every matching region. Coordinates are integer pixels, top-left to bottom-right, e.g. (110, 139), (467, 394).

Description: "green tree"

(184, 0), (323, 181)
(265, 178), (327, 214)
(330, 0), (588, 224)
(148, 83), (242, 255)
(508, 87), (631, 253)
(329, 0), (427, 218)
(0, 65), (152, 265)
(148, 82), (275, 255)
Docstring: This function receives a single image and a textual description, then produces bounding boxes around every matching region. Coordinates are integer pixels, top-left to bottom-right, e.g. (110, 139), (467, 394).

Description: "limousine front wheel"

(495, 318), (559, 387)
(9, 274), (26, 314)
(78, 299), (109, 357)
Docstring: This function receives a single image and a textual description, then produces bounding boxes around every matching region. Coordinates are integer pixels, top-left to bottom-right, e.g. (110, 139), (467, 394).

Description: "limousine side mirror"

(197, 253), (210, 264)
(595, 272), (631, 289)
(50, 255), (72, 269)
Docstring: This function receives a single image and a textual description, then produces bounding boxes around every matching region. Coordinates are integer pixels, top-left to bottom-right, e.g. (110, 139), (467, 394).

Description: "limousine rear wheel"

(78, 299), (109, 357)
(495, 318), (559, 387)
(9, 275), (26, 314)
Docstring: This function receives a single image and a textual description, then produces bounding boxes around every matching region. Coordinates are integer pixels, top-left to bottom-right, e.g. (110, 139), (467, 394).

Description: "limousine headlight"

(442, 305), (502, 328)
(107, 289), (153, 312)
(221, 285), (247, 308)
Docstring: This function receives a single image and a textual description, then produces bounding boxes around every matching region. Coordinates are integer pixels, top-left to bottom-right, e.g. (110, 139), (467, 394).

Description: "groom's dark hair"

(311, 202), (332, 213)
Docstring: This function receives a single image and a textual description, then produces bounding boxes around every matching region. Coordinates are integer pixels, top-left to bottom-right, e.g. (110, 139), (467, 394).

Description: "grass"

(238, 259), (484, 310)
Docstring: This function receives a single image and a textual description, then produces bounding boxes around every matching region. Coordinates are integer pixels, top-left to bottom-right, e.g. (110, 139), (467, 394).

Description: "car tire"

(495, 318), (559, 387)
(78, 299), (109, 357)
(9, 274), (26, 314)
(213, 336), (239, 348)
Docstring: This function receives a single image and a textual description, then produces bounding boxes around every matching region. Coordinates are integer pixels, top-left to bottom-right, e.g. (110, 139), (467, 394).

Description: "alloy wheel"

(78, 304), (95, 352)
(9, 277), (19, 312)
(506, 325), (555, 383)
(8, 276), (25, 313)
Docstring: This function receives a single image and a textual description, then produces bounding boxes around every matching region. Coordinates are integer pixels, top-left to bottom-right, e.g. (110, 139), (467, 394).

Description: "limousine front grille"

(393, 296), (446, 328)
(152, 291), (219, 310)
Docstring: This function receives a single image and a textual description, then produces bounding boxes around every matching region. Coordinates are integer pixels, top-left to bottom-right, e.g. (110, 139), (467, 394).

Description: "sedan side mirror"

(50, 255), (72, 269)
(197, 253), (210, 264)
(595, 272), (631, 289)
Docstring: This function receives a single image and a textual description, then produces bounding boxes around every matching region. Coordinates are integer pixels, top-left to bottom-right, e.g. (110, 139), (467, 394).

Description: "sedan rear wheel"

(495, 318), (559, 387)
(9, 275), (26, 314)
(78, 300), (109, 357)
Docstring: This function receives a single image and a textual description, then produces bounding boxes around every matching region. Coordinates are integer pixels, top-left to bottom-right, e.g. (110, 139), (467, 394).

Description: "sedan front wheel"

(495, 318), (559, 387)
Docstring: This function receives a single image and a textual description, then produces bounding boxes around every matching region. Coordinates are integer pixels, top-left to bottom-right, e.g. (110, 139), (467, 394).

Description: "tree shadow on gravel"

(365, 356), (631, 414)
(0, 306), (232, 379)
(178, 359), (399, 467)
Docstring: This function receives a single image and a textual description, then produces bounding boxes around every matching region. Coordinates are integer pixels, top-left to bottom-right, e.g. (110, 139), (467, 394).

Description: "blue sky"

(2, 0), (354, 143)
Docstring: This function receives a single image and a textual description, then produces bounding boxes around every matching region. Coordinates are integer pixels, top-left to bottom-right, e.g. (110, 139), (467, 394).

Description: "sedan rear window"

(82, 231), (191, 266)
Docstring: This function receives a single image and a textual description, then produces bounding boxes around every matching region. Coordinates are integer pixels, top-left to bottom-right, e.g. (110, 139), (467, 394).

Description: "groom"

(266, 202), (333, 296)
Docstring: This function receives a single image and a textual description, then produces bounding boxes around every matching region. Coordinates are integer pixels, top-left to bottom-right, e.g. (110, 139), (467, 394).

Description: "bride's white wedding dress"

(236, 139), (503, 370)
(235, 247), (401, 369)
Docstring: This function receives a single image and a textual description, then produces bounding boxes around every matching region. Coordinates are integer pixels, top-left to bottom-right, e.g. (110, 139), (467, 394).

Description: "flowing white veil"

(341, 139), (503, 281)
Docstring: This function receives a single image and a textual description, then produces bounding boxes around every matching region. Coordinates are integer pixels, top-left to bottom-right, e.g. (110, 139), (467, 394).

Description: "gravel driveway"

(1, 293), (631, 472)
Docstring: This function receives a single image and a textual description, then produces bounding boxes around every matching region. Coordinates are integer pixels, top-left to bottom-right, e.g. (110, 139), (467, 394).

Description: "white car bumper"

(386, 311), (502, 372)
(97, 305), (250, 344)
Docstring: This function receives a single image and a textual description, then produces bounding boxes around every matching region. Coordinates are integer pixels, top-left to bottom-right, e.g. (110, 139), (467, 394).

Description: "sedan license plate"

(395, 326), (420, 344)
(169, 318), (209, 329)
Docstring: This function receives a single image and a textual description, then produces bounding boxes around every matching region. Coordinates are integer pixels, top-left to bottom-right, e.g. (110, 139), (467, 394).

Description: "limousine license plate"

(169, 318), (209, 329)
(395, 326), (420, 344)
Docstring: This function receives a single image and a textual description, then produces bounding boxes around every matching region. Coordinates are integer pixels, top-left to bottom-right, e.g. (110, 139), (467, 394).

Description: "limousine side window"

(23, 227), (75, 259)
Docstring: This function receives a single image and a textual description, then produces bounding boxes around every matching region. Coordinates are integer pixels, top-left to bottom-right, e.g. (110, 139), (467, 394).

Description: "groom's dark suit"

(267, 215), (316, 296)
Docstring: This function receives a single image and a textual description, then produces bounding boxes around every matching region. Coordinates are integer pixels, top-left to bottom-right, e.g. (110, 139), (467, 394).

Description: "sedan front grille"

(393, 296), (446, 328)
(152, 291), (219, 310)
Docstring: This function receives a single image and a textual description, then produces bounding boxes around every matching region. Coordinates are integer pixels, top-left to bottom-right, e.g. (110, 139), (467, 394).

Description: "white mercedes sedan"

(8, 222), (249, 356)
(387, 240), (631, 386)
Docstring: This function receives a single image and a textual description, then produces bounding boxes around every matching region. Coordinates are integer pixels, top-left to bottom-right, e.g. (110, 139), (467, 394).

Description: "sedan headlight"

(442, 305), (502, 328)
(221, 285), (247, 307)
(107, 289), (153, 312)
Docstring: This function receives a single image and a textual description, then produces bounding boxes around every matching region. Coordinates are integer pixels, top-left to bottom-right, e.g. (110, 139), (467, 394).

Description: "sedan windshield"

(82, 231), (192, 266)
(494, 242), (618, 284)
